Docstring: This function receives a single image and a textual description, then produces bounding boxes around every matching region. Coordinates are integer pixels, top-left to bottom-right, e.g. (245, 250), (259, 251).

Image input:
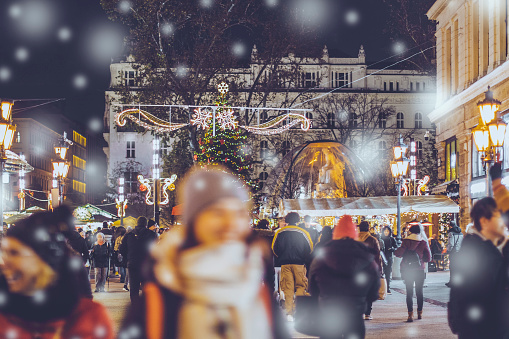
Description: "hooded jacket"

(309, 238), (380, 316)
(394, 234), (431, 270)
(119, 226), (158, 267)
(271, 225), (313, 266)
(447, 227), (463, 253)
(448, 229), (508, 337)
(358, 231), (382, 269)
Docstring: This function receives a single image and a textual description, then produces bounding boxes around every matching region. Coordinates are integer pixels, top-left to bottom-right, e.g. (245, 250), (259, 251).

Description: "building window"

(124, 71), (136, 87)
(15, 132), (20, 143)
(446, 138), (458, 182)
(397, 112), (405, 129)
(422, 82), (426, 91)
(389, 82), (394, 91)
(305, 112), (313, 120)
(73, 180), (86, 193)
(282, 141), (291, 156)
(259, 171), (268, 189)
(332, 72), (349, 88)
(260, 111), (268, 123)
(378, 140), (387, 157)
(415, 112), (423, 129)
(73, 131), (86, 147)
(304, 72), (317, 88)
(126, 141), (135, 158)
(384, 82), (387, 91)
(348, 113), (357, 128)
(326, 113), (336, 128)
(378, 112), (387, 128)
(260, 140), (268, 159)
(416, 82), (421, 91)
(396, 82), (400, 91)
(124, 171), (138, 193)
(410, 82), (414, 91)
(72, 156), (86, 170)
(417, 141), (423, 158)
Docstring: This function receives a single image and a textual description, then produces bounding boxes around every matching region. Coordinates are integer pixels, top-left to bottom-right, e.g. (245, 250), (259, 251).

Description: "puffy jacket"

(394, 234), (431, 270)
(119, 226), (158, 267)
(380, 234), (398, 258)
(309, 238), (380, 316)
(271, 225), (313, 266)
(91, 243), (110, 268)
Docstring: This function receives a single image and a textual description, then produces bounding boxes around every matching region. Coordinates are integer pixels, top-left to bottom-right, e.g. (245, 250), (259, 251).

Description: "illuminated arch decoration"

(417, 175), (430, 196)
(138, 174), (177, 206)
(402, 180), (409, 196)
(114, 82), (312, 136)
(116, 199), (127, 217)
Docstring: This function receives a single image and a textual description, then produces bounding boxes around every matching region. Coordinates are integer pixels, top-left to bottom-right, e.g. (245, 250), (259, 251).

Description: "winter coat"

(91, 243), (110, 268)
(380, 234), (398, 261)
(358, 231), (382, 269)
(0, 298), (114, 339)
(447, 228), (463, 253)
(271, 225), (313, 266)
(66, 230), (90, 262)
(119, 226), (158, 267)
(448, 231), (508, 338)
(394, 234), (431, 271)
(309, 238), (380, 318)
(304, 226), (319, 246)
(430, 239), (443, 255)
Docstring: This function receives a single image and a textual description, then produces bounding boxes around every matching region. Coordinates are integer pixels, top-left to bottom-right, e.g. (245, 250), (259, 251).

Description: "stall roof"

(281, 195), (460, 217)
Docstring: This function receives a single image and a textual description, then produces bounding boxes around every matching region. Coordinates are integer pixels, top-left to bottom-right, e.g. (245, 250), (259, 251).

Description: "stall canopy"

(281, 195), (460, 217)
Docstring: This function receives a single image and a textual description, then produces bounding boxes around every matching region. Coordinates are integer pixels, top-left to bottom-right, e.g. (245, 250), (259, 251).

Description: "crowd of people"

(1, 165), (509, 338)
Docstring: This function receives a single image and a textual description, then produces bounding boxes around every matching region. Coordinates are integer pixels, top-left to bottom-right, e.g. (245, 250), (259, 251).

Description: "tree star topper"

(218, 82), (229, 96)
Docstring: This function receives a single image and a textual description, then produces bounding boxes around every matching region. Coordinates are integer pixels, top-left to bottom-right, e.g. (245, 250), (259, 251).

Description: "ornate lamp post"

(391, 135), (410, 244)
(52, 133), (72, 205)
(0, 100), (15, 227)
(472, 87), (506, 197)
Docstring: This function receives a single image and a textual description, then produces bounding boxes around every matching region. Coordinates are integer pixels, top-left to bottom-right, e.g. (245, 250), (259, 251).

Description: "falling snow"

(195, 179), (206, 190)
(5, 328), (17, 339)
(467, 305), (483, 322)
(0, 291), (7, 306)
(33, 290), (46, 304)
(265, 0), (278, 7)
(354, 272), (368, 286)
(89, 118), (103, 132)
(393, 42), (405, 54)
(160, 22), (174, 37)
(200, 0), (214, 9)
(0, 67), (12, 82)
(118, 1), (132, 14)
(34, 228), (50, 242)
(69, 256), (83, 271)
(232, 42), (246, 57)
(8, 4), (22, 19)
(94, 325), (107, 338)
(346, 10), (360, 25)
(58, 27), (72, 42)
(73, 74), (88, 90)
(176, 65), (187, 79)
(14, 47), (29, 62)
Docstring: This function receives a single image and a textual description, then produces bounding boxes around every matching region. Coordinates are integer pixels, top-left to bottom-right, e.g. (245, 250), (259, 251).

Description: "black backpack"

(400, 249), (422, 271)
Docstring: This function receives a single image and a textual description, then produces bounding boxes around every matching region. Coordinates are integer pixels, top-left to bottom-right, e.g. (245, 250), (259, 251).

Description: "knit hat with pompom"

(333, 215), (359, 240)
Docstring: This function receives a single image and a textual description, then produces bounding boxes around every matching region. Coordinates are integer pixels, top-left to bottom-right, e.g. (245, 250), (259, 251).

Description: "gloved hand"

(490, 162), (502, 180)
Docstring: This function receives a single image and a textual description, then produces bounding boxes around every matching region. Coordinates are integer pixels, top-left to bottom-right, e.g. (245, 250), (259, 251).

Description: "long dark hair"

(381, 226), (393, 238)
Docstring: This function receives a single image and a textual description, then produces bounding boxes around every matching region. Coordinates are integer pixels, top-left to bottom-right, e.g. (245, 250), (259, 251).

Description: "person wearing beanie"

(309, 215), (380, 338)
(0, 212), (114, 338)
(119, 167), (290, 339)
(272, 211), (313, 321)
(356, 220), (382, 320)
(119, 215), (157, 302)
(395, 223), (431, 322)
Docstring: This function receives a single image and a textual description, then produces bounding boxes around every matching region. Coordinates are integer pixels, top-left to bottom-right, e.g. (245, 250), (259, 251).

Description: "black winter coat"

(449, 233), (507, 338)
(380, 235), (398, 259)
(66, 231), (90, 262)
(91, 243), (110, 268)
(272, 225), (313, 266)
(309, 238), (380, 316)
(119, 227), (158, 267)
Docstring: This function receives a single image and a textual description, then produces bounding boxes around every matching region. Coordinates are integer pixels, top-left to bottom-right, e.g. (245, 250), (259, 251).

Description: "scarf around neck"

(152, 230), (272, 339)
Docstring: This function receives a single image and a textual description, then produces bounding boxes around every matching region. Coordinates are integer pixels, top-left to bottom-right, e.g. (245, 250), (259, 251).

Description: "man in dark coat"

(358, 221), (382, 320)
(448, 197), (507, 339)
(309, 215), (380, 339)
(272, 212), (312, 320)
(119, 216), (158, 302)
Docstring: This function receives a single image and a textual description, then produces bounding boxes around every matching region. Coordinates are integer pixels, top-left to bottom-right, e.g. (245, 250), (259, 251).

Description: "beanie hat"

(180, 167), (250, 226)
(333, 215), (359, 240)
(358, 221), (370, 232)
(409, 225), (421, 234)
(6, 212), (67, 271)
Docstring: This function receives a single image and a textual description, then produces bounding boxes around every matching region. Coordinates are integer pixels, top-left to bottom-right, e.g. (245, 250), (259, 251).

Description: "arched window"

(417, 141), (423, 158)
(378, 140), (387, 157)
(258, 171), (269, 189)
(260, 111), (268, 123)
(397, 112), (405, 129)
(305, 112), (313, 120)
(260, 140), (268, 159)
(326, 113), (336, 128)
(378, 112), (387, 129)
(348, 113), (357, 128)
(282, 141), (291, 156)
(415, 112), (423, 129)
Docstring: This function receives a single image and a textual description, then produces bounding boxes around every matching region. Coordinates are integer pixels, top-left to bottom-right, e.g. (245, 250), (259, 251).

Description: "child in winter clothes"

(119, 168), (289, 339)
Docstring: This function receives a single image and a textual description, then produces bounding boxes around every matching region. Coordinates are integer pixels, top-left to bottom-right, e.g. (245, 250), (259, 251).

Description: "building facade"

(427, 0), (509, 228)
(104, 46), (436, 205)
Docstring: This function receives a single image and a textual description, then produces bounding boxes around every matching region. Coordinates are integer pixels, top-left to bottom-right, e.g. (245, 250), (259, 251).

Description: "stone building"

(427, 0), (509, 228)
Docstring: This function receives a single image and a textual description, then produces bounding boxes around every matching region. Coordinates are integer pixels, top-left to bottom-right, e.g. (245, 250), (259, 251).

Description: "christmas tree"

(194, 82), (253, 186)
(438, 213), (452, 246)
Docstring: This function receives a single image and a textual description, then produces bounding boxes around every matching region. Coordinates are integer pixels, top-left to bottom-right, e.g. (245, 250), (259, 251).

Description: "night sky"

(0, 0), (396, 130)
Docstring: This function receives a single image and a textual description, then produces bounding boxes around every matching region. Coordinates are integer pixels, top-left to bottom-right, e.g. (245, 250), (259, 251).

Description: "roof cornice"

(427, 0), (448, 21)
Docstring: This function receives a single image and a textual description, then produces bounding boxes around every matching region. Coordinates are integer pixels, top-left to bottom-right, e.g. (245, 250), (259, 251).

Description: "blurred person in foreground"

(380, 225), (398, 294)
(309, 215), (380, 339)
(448, 196), (508, 339)
(272, 212), (313, 321)
(0, 212), (113, 338)
(119, 168), (289, 339)
(395, 224), (431, 322)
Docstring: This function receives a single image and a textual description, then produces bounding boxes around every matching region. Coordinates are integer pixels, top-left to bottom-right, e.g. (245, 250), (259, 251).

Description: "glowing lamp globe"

(477, 87), (501, 125)
(0, 124), (16, 150)
(472, 125), (490, 152)
(487, 118), (507, 147)
(391, 160), (409, 178)
(1, 101), (13, 121)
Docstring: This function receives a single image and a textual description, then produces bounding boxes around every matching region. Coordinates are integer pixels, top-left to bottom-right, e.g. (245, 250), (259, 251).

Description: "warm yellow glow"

(472, 127), (490, 152)
(393, 145), (407, 160)
(1, 102), (12, 121)
(3, 125), (15, 150)
(53, 162), (69, 178)
(391, 160), (409, 177)
(488, 120), (507, 147)
(479, 104), (498, 125)
(54, 146), (68, 160)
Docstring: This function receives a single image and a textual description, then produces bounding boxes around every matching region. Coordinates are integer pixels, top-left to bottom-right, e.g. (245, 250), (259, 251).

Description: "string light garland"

(137, 173), (177, 206)
(137, 174), (154, 206)
(115, 198), (127, 217)
(116, 108), (189, 133)
(417, 175), (430, 196)
(160, 174), (177, 205)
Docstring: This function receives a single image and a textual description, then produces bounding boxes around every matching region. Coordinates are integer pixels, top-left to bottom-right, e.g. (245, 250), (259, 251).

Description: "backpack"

(400, 249), (422, 272)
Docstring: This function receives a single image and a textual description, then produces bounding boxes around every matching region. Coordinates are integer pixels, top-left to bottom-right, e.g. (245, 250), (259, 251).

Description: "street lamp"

(391, 135), (410, 244)
(472, 87), (506, 197)
(0, 100), (15, 227)
(52, 134), (71, 205)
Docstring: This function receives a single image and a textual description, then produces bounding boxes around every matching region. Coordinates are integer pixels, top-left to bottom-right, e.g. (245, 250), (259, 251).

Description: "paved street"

(93, 270), (456, 338)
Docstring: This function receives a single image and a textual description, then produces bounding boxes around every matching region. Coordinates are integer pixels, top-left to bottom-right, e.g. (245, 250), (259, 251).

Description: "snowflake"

(191, 108), (212, 130)
(217, 108), (238, 130)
